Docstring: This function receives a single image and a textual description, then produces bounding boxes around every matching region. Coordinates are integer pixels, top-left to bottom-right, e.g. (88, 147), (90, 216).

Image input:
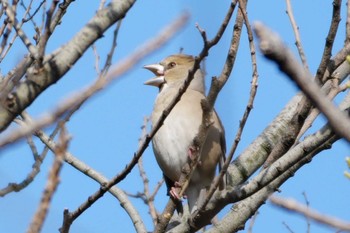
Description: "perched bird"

(144, 54), (226, 212)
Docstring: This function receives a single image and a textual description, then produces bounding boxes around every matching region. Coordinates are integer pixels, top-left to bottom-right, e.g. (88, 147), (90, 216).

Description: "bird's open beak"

(144, 64), (165, 88)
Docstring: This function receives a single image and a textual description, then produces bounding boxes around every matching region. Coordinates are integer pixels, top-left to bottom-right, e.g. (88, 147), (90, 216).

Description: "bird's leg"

(169, 181), (182, 200)
(187, 146), (201, 165)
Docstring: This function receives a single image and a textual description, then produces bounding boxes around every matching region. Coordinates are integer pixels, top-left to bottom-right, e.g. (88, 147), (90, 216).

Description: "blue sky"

(0, 1), (349, 233)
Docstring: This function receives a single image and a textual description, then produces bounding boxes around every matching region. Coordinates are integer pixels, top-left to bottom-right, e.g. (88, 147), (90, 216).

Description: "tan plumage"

(144, 54), (225, 212)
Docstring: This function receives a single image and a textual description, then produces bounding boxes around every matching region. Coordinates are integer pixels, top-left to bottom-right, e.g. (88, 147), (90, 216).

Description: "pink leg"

(169, 181), (182, 200)
(188, 146), (200, 160)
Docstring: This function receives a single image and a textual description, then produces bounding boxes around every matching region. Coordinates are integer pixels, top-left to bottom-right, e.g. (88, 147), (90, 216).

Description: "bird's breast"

(151, 89), (204, 182)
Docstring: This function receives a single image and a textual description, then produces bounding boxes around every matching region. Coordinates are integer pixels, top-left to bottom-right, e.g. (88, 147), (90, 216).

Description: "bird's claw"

(169, 182), (185, 200)
(170, 187), (181, 200)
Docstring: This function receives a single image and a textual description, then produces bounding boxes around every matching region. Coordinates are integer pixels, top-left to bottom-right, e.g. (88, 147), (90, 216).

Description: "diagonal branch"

(254, 22), (350, 143)
(0, 0), (136, 132)
(27, 124), (69, 233)
(0, 12), (189, 149)
(285, 0), (309, 71)
(35, 129), (147, 233)
(270, 195), (350, 232)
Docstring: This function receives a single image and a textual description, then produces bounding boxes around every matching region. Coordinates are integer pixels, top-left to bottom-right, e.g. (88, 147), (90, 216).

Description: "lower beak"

(144, 76), (165, 87)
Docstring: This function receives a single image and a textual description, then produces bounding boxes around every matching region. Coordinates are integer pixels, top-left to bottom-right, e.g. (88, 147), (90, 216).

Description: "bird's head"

(144, 54), (205, 93)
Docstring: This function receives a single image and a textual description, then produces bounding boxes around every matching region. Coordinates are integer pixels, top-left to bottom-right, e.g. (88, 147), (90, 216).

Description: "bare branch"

(0, 12), (190, 148)
(173, 94), (350, 232)
(1, 0), (38, 59)
(27, 124), (69, 233)
(302, 192), (311, 233)
(247, 211), (259, 233)
(0, 111), (55, 197)
(345, 157), (350, 179)
(49, 0), (74, 32)
(346, 0), (350, 44)
(0, 0), (135, 132)
(21, 0), (46, 23)
(270, 195), (350, 232)
(282, 222), (295, 233)
(35, 129), (147, 233)
(316, 0), (341, 83)
(254, 21), (350, 143)
(137, 117), (159, 226)
(296, 57), (350, 141)
(101, 20), (122, 76)
(197, 130), (341, 233)
(285, 0), (309, 71)
(37, 0), (59, 66)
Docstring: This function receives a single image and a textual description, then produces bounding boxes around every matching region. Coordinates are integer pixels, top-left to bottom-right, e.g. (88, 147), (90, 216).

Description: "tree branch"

(285, 0), (309, 71)
(0, 12), (189, 148)
(270, 195), (350, 232)
(316, 0), (341, 83)
(27, 124), (69, 233)
(0, 0), (136, 132)
(254, 21), (350, 143)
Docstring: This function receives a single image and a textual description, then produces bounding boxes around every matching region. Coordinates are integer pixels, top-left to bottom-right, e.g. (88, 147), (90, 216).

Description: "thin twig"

(92, 44), (101, 75)
(0, 111), (55, 197)
(27, 124), (69, 233)
(0, 0), (44, 61)
(137, 117), (159, 226)
(302, 192), (311, 233)
(34, 127), (147, 233)
(247, 211), (259, 233)
(282, 222), (295, 233)
(285, 0), (309, 71)
(37, 0), (59, 66)
(1, 0), (38, 59)
(49, 0), (73, 33)
(21, 0), (46, 23)
(315, 0), (341, 83)
(101, 20), (122, 76)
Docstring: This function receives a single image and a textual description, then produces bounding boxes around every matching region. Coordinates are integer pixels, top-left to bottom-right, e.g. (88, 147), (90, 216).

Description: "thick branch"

(0, 0), (136, 132)
(254, 22), (350, 143)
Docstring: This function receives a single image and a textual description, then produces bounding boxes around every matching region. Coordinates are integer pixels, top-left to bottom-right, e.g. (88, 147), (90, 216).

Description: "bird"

(144, 54), (226, 212)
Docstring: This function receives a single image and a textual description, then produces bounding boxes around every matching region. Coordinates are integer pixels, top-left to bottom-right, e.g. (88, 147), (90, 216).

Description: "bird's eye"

(168, 62), (176, 69)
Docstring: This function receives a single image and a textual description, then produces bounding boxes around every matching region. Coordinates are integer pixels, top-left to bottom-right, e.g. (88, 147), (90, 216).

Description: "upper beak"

(144, 64), (165, 88)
